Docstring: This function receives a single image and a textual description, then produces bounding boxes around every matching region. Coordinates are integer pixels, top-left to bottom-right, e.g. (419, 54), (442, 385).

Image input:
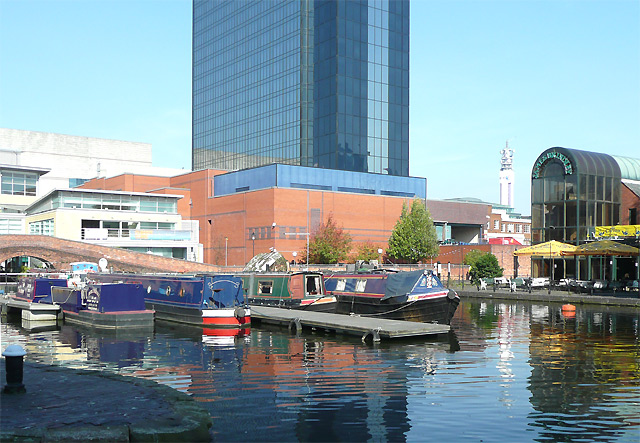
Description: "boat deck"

(250, 306), (450, 341)
(0, 294), (61, 313)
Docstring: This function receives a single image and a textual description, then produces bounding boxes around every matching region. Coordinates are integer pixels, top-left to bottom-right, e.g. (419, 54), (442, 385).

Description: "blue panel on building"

(214, 164), (425, 198)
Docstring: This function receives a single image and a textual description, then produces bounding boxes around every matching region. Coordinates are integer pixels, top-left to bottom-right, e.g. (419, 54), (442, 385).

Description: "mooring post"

(3, 344), (27, 394)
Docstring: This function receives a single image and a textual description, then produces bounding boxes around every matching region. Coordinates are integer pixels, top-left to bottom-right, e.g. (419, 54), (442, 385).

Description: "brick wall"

(0, 235), (219, 273)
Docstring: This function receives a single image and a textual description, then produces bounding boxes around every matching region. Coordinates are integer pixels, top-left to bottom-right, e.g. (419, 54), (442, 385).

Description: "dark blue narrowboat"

(324, 269), (460, 325)
(51, 283), (154, 329)
(15, 276), (69, 304)
(92, 274), (250, 330)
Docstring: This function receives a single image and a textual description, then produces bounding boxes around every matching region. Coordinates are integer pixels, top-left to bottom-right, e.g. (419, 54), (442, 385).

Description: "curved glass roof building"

(530, 146), (640, 280)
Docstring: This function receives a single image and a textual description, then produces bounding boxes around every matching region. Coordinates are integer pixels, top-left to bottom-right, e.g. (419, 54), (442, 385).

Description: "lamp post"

(377, 248), (383, 265)
(285, 232), (310, 270)
(251, 232), (255, 257)
(225, 237), (228, 267)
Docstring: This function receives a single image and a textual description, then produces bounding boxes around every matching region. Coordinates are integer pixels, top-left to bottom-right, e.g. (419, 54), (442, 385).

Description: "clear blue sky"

(1, 0), (638, 215)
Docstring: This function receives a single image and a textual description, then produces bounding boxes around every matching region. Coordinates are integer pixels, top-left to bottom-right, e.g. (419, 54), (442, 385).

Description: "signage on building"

(593, 225), (640, 239)
(532, 151), (573, 179)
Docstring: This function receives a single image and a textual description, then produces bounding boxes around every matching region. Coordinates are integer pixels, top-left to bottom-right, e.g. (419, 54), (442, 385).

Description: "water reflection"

(1, 301), (638, 442)
(527, 308), (639, 442)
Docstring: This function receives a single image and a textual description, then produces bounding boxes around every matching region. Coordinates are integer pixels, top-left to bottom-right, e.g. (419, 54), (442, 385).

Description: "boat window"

(258, 281), (273, 294)
(355, 279), (366, 292)
(335, 279), (346, 291)
(306, 276), (321, 295)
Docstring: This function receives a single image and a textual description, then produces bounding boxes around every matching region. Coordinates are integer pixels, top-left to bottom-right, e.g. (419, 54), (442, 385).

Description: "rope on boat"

(349, 298), (419, 317)
(52, 289), (77, 306)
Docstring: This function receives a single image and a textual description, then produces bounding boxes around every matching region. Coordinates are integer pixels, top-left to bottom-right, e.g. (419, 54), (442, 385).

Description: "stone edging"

(457, 289), (640, 308)
(1, 363), (212, 442)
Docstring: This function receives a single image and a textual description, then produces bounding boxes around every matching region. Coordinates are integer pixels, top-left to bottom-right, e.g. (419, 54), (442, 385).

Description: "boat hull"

(336, 292), (460, 324)
(146, 301), (251, 328)
(61, 309), (154, 330)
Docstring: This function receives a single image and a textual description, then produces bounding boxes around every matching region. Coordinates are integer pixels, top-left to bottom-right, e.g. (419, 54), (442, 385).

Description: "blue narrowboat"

(324, 269), (460, 324)
(14, 276), (69, 304)
(51, 283), (154, 329)
(92, 274), (250, 330)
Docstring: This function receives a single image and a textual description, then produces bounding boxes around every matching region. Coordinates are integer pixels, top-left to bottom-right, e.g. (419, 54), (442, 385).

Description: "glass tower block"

(192, 0), (409, 176)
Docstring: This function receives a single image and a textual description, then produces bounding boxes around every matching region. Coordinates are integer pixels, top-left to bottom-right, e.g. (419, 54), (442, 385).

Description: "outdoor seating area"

(477, 276), (639, 295)
(511, 239), (640, 296)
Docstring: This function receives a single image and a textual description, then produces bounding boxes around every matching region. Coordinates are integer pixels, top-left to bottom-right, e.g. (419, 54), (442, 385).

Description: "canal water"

(2, 299), (639, 442)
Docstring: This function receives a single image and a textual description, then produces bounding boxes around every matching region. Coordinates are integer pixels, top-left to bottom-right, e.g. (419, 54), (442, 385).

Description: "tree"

(302, 215), (352, 264)
(463, 249), (486, 268)
(468, 253), (503, 284)
(351, 241), (382, 263)
(387, 199), (439, 263)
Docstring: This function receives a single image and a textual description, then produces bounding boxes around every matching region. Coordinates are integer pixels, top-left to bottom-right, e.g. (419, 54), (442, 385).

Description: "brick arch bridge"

(0, 235), (220, 274)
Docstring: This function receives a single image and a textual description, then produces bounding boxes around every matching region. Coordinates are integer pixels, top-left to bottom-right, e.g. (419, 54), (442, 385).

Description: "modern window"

(29, 219), (54, 236)
(0, 218), (23, 234)
(1, 171), (37, 196)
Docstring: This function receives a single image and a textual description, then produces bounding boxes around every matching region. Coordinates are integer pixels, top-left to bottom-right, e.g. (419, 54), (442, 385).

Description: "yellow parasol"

(513, 240), (577, 258)
(561, 240), (639, 257)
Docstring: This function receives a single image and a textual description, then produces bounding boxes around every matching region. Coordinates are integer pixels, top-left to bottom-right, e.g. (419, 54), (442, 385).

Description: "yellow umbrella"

(561, 240), (639, 257)
(513, 240), (577, 258)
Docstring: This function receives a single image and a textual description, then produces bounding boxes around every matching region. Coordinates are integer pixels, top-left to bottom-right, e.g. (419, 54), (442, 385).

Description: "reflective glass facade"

(192, 0), (409, 176)
(531, 147), (621, 246)
(530, 147), (622, 279)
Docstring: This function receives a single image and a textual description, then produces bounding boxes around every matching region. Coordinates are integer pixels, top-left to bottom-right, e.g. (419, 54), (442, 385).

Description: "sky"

(1, 0), (638, 215)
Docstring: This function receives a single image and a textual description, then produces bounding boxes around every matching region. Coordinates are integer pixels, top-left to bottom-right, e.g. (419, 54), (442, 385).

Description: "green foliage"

(463, 249), (485, 267)
(351, 241), (382, 263)
(468, 253), (503, 284)
(302, 214), (352, 264)
(387, 200), (439, 263)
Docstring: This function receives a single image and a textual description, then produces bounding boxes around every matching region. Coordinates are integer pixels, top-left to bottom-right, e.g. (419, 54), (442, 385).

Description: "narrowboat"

(324, 269), (460, 324)
(92, 274), (250, 330)
(5, 276), (71, 321)
(14, 276), (69, 304)
(241, 271), (337, 312)
(51, 283), (154, 329)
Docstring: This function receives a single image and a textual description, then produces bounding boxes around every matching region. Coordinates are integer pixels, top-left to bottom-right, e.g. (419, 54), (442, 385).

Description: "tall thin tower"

(499, 142), (514, 207)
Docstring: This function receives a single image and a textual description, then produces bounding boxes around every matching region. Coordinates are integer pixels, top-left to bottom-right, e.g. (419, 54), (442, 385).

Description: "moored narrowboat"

(92, 274), (250, 330)
(324, 269), (460, 324)
(5, 276), (71, 321)
(240, 271), (337, 312)
(51, 283), (154, 329)
(15, 276), (69, 304)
